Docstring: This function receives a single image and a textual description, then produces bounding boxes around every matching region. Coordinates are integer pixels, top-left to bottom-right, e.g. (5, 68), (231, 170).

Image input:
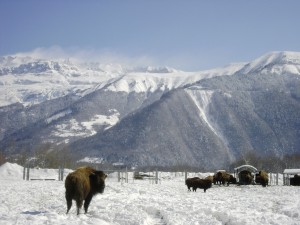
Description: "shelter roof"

(234, 165), (258, 173)
(283, 169), (300, 175)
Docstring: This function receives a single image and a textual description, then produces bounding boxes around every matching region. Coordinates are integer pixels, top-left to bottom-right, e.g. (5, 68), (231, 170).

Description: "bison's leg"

(65, 192), (72, 214)
(222, 179), (226, 186)
(75, 197), (84, 215)
(84, 193), (93, 214)
(204, 188), (206, 193)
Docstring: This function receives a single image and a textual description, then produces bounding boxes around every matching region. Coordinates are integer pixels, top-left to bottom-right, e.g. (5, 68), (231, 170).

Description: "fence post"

(23, 167), (26, 180)
(58, 167), (64, 181)
(26, 167), (30, 180)
(58, 167), (61, 181)
(126, 167), (128, 183)
(61, 167), (65, 181)
(276, 173), (279, 185)
(184, 171), (187, 181)
(155, 169), (158, 184)
(118, 171), (121, 182)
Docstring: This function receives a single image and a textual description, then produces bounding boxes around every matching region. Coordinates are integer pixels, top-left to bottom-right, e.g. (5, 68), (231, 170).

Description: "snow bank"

(0, 162), (24, 180)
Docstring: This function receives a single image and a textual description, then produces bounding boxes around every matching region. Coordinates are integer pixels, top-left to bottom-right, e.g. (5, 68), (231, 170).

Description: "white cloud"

(14, 46), (161, 68)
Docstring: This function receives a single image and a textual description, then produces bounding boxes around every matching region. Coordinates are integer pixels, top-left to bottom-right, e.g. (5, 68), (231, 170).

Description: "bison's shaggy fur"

(193, 179), (212, 192)
(185, 177), (212, 192)
(239, 170), (254, 185)
(185, 177), (200, 191)
(204, 175), (214, 183)
(255, 170), (269, 187)
(65, 166), (107, 215)
(214, 171), (236, 186)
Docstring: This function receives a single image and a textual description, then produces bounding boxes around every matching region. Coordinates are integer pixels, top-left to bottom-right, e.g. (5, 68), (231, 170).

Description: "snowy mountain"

(0, 55), (244, 107)
(237, 51), (300, 75)
(0, 52), (300, 169)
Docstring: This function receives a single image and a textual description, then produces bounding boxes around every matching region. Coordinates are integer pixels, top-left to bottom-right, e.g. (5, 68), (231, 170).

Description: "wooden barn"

(283, 169), (300, 186)
(234, 165), (257, 185)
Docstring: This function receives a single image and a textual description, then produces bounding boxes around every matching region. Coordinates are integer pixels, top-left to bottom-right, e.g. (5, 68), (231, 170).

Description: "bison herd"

(64, 167), (299, 215)
(185, 170), (270, 193)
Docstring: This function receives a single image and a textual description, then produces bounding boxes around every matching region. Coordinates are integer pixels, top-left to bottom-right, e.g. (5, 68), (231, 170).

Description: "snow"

(0, 55), (245, 107)
(1, 162), (300, 225)
(77, 157), (104, 164)
(185, 89), (217, 136)
(283, 169), (300, 175)
(45, 109), (73, 124)
(238, 51), (300, 75)
(1, 51), (300, 107)
(51, 110), (120, 139)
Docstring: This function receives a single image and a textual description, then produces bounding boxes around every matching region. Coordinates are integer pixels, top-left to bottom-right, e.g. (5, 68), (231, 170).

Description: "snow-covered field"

(1, 163), (300, 225)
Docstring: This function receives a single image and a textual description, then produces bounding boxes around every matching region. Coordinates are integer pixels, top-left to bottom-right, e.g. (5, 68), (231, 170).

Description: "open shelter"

(234, 164), (257, 185)
(283, 169), (300, 185)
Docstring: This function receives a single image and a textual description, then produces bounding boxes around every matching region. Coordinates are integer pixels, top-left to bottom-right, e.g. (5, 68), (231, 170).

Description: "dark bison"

(239, 170), (254, 185)
(185, 177), (201, 191)
(214, 171), (236, 186)
(65, 166), (107, 215)
(255, 170), (269, 187)
(213, 172), (223, 185)
(185, 177), (212, 192)
(290, 174), (300, 186)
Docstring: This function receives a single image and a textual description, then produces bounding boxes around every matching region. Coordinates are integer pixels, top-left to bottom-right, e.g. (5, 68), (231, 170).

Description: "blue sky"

(1, 1), (300, 71)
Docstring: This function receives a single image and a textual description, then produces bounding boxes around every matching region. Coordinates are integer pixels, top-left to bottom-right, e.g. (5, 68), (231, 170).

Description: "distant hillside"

(0, 51), (300, 170)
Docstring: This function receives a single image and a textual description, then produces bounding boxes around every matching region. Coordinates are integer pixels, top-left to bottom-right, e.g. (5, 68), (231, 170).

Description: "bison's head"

(90, 171), (107, 194)
(216, 171), (223, 179)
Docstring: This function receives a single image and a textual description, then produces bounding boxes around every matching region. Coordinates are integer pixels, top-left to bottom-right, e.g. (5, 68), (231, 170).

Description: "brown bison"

(214, 171), (236, 186)
(65, 166), (107, 215)
(185, 177), (212, 192)
(255, 170), (269, 187)
(204, 175), (214, 183)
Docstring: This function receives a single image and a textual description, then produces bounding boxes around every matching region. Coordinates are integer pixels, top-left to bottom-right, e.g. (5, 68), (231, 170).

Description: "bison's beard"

(95, 184), (105, 194)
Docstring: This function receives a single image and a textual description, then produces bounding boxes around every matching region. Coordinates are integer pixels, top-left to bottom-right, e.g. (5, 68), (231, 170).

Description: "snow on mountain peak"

(238, 51), (300, 75)
(0, 54), (243, 107)
(1, 51), (300, 107)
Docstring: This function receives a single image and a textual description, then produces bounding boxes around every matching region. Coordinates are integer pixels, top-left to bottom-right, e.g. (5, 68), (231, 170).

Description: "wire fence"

(21, 166), (297, 186)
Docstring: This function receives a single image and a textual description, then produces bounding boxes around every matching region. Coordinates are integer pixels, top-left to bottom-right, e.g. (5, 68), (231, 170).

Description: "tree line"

(1, 144), (299, 173)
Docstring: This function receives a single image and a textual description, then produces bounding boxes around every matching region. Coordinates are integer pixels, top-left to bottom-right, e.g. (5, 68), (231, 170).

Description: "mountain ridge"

(0, 51), (300, 169)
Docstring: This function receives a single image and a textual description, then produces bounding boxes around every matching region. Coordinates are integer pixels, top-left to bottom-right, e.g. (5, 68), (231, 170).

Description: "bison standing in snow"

(185, 177), (201, 191)
(65, 166), (107, 215)
(214, 171), (236, 186)
(185, 177), (212, 192)
(193, 179), (212, 192)
(239, 170), (254, 185)
(255, 170), (269, 187)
